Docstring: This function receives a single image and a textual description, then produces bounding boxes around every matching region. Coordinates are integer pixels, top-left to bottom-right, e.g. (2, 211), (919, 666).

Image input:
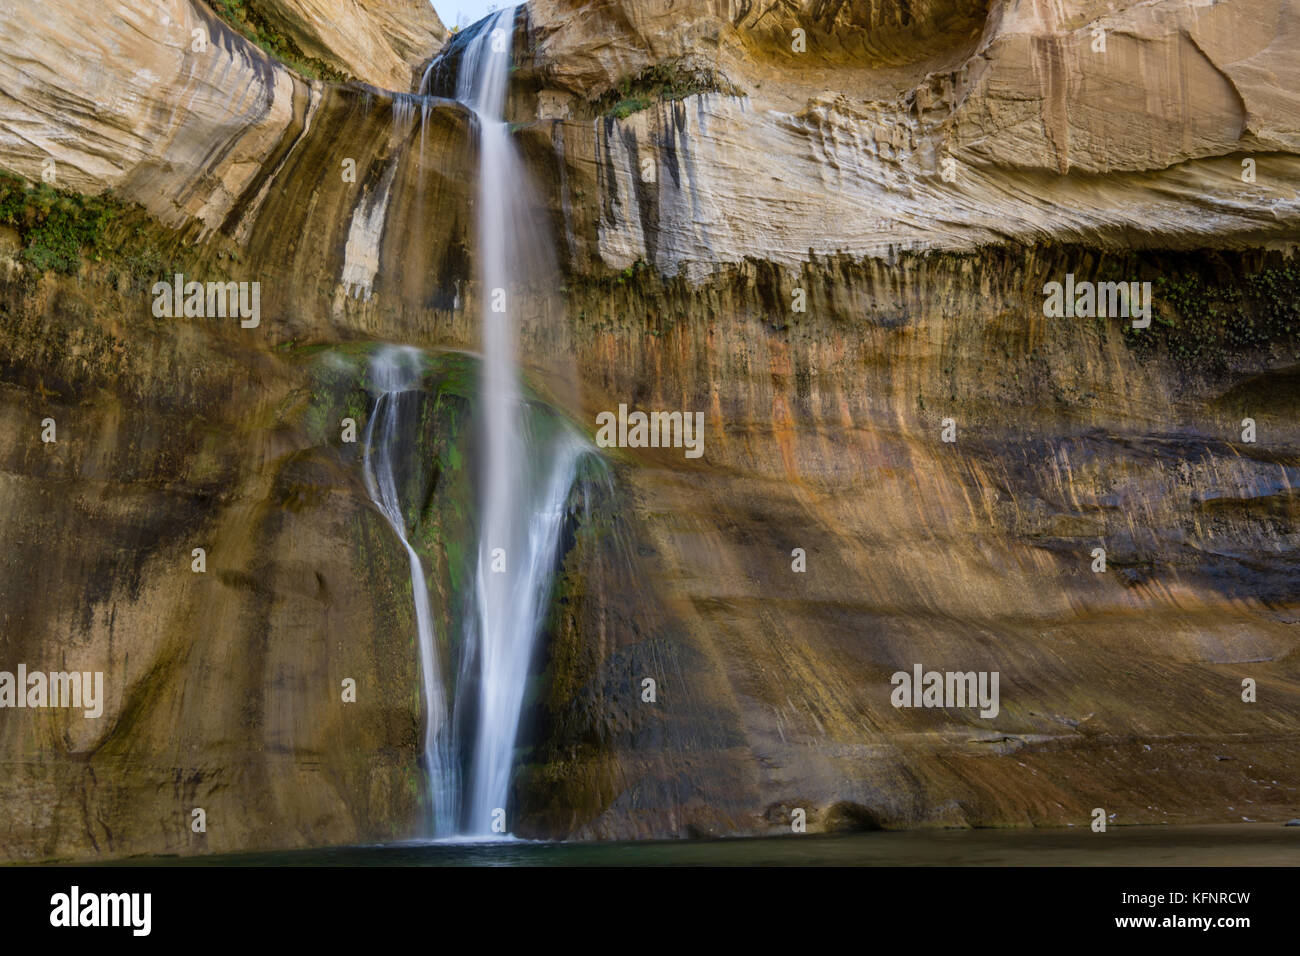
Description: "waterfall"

(354, 5), (588, 839)
(449, 4), (587, 838)
(361, 345), (457, 836)
(355, 3), (588, 840)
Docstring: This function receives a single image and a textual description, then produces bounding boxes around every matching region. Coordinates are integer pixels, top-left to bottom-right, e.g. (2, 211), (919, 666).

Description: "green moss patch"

(0, 170), (117, 274)
(1132, 263), (1300, 365)
(0, 170), (172, 283)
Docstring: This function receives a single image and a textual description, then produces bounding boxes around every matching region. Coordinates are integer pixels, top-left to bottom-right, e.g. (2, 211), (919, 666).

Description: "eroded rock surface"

(239, 0), (448, 88)
(525, 0), (1300, 275)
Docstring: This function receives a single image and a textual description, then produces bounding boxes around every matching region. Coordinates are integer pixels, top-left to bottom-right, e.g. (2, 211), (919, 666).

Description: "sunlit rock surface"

(528, 0), (1300, 274)
(0, 0), (1295, 858)
(245, 0), (448, 88)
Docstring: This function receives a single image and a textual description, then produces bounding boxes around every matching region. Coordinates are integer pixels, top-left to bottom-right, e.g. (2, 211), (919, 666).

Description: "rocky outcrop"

(0, 0), (449, 238)
(523, 0), (1300, 276)
(0, 1), (301, 233)
(217, 0), (448, 88)
(4, 0), (1296, 269)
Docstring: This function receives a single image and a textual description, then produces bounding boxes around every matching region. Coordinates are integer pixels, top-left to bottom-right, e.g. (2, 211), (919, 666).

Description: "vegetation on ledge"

(1123, 253), (1300, 368)
(209, 0), (354, 83)
(0, 170), (172, 284)
(0, 170), (116, 273)
(594, 60), (745, 120)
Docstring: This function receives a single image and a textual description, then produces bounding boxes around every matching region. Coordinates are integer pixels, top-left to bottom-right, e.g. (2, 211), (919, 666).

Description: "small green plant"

(1126, 262), (1300, 365)
(611, 97), (651, 120)
(595, 60), (744, 119)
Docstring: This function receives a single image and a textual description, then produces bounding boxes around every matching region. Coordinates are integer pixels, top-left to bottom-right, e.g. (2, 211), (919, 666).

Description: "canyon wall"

(0, 0), (1296, 858)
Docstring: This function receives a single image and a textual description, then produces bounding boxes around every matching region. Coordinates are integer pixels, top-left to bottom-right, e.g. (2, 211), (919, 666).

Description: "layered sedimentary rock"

(524, 0), (1300, 276)
(516, 246), (1300, 838)
(0, 0), (449, 235)
(0, 0), (305, 234)
(0, 0), (1296, 859)
(226, 0), (448, 88)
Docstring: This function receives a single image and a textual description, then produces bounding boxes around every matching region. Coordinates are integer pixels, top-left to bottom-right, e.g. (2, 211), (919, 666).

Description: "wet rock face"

(0, 0), (1296, 857)
(511, 246), (1299, 840)
(0, 261), (435, 858)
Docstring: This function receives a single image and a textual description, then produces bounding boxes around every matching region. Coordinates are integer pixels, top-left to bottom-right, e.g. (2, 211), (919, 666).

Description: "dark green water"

(102, 824), (1298, 866)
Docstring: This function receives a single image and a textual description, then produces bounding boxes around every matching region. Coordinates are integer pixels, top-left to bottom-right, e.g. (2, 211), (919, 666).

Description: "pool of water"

(103, 823), (1298, 866)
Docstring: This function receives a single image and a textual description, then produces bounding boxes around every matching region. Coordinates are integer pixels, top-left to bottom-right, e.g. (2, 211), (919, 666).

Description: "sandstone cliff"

(212, 0), (448, 88)
(0, 0), (1295, 859)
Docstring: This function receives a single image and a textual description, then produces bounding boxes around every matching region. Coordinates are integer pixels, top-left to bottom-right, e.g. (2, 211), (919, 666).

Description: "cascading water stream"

(355, 4), (593, 840)
(449, 4), (587, 837)
(361, 345), (457, 836)
(355, 5), (590, 839)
